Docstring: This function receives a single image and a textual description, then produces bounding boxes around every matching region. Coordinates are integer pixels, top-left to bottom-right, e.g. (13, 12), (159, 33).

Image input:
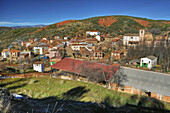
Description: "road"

(122, 67), (170, 96)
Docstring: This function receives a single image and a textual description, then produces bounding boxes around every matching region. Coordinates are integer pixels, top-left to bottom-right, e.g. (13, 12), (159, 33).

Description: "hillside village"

(0, 28), (170, 111)
(1, 0), (170, 111)
(1, 29), (169, 71)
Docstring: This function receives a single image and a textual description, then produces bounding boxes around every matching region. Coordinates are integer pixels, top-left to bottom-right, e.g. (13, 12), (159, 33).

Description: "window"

(95, 53), (97, 57)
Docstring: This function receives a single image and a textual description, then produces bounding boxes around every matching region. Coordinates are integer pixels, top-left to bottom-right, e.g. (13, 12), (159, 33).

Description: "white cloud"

(0, 21), (52, 26)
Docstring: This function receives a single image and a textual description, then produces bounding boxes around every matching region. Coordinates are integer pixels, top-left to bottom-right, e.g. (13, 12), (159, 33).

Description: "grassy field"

(0, 76), (170, 111)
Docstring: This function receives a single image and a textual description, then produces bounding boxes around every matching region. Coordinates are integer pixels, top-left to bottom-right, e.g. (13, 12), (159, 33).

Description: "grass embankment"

(0, 76), (170, 110)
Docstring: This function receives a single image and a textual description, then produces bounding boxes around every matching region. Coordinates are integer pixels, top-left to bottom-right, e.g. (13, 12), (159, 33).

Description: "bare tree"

(0, 62), (7, 71)
(77, 62), (127, 89)
(77, 62), (109, 83)
(109, 67), (127, 90)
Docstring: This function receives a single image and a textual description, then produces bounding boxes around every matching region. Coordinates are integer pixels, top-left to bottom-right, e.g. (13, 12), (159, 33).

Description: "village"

(0, 29), (169, 73)
(0, 29), (170, 104)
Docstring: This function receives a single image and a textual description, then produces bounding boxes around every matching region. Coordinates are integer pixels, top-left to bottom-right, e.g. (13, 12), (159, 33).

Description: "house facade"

(95, 35), (101, 41)
(9, 50), (20, 61)
(140, 55), (157, 69)
(93, 50), (104, 60)
(123, 34), (140, 46)
(111, 51), (124, 60)
(86, 30), (100, 36)
(33, 43), (49, 55)
(49, 50), (60, 59)
(70, 44), (87, 51)
(33, 61), (44, 72)
(1, 49), (9, 58)
(104, 36), (115, 42)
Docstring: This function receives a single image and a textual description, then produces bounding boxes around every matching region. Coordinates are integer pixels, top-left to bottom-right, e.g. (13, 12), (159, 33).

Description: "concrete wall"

(109, 83), (170, 103)
(33, 63), (44, 72)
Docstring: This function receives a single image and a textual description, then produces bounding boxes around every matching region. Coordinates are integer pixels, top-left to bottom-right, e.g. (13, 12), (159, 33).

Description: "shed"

(33, 61), (44, 72)
(140, 55), (157, 69)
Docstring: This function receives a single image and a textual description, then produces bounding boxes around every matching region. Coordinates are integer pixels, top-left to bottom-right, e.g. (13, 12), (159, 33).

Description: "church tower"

(139, 29), (145, 41)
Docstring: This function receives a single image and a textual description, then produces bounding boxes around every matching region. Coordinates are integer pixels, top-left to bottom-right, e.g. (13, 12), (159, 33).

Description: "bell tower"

(139, 29), (145, 41)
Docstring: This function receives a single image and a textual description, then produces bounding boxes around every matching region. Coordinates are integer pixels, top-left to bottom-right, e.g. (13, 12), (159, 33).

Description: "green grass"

(0, 76), (170, 110)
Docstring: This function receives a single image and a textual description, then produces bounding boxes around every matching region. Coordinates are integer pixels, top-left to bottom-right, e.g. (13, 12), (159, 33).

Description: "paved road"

(122, 67), (170, 96)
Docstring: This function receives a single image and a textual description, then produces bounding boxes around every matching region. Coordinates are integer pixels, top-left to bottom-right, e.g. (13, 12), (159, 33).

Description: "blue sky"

(0, 0), (170, 26)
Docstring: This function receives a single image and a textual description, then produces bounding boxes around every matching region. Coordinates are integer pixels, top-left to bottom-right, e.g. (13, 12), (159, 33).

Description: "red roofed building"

(112, 38), (122, 46)
(51, 58), (120, 81)
(9, 50), (20, 61)
(93, 50), (104, 60)
(86, 30), (100, 36)
(111, 51), (124, 60)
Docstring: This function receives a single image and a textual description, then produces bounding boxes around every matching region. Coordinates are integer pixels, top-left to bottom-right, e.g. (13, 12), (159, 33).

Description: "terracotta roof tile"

(9, 50), (20, 53)
(51, 58), (119, 80)
(113, 38), (120, 42)
(86, 30), (100, 32)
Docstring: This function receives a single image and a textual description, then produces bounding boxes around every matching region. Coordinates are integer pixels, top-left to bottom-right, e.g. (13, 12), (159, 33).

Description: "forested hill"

(0, 15), (170, 51)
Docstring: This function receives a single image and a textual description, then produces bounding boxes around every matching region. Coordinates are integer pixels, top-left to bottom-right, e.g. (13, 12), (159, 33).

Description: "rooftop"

(9, 50), (20, 53)
(142, 55), (157, 60)
(124, 33), (139, 36)
(51, 58), (119, 80)
(1, 49), (9, 53)
(33, 61), (44, 64)
(86, 30), (100, 32)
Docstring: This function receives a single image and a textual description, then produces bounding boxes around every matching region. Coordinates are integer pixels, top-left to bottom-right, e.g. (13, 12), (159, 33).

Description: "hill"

(0, 76), (170, 112)
(0, 27), (13, 35)
(0, 15), (170, 52)
(22, 15), (170, 39)
(0, 27), (38, 52)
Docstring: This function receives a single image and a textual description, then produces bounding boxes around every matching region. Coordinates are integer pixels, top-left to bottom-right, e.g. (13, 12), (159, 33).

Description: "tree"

(78, 62), (109, 83)
(0, 62), (7, 71)
(109, 67), (127, 90)
(77, 62), (127, 89)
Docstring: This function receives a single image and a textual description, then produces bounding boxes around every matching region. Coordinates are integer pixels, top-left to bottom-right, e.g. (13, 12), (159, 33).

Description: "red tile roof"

(51, 58), (120, 80)
(86, 30), (100, 32)
(112, 63), (120, 67)
(113, 38), (120, 42)
(9, 50), (20, 53)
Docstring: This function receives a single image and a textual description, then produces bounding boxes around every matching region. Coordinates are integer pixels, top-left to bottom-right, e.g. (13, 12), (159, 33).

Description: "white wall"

(34, 47), (48, 55)
(140, 58), (156, 69)
(123, 36), (140, 45)
(1, 51), (9, 58)
(33, 63), (44, 72)
(95, 35), (100, 41)
(86, 31), (100, 36)
(70, 45), (87, 50)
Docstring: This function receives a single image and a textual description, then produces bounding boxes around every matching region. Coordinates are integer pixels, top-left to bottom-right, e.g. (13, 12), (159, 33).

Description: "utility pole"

(19, 40), (24, 74)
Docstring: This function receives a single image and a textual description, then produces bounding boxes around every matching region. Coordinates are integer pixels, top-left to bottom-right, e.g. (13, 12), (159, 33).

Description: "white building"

(64, 37), (69, 40)
(123, 34), (140, 46)
(33, 43), (48, 55)
(140, 55), (157, 69)
(86, 30), (100, 36)
(70, 44), (87, 51)
(1, 49), (9, 58)
(33, 61), (44, 72)
(95, 35), (101, 41)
